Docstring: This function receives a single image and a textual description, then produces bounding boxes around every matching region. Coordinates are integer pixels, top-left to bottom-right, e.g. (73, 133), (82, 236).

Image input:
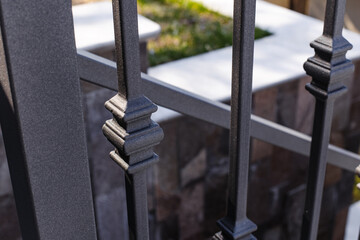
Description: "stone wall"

(264, 0), (309, 13)
(0, 132), (21, 240)
(81, 62), (358, 239)
(0, 62), (359, 240)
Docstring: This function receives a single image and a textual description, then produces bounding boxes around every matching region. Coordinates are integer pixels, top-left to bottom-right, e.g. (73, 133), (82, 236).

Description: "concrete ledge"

(72, 2), (161, 51)
(345, 201), (360, 240)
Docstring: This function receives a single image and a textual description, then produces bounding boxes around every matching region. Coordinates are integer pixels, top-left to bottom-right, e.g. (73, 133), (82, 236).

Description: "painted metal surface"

(101, 0), (163, 239)
(215, 0), (257, 239)
(356, 165), (360, 190)
(0, 0), (355, 238)
(0, 1), (97, 239)
(301, 0), (354, 239)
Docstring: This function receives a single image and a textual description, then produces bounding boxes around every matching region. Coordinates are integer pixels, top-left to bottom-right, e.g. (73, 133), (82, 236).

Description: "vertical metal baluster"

(0, 1), (97, 239)
(355, 166), (360, 239)
(358, 164), (360, 240)
(102, 0), (163, 239)
(214, 0), (257, 239)
(300, 0), (354, 239)
(356, 165), (360, 190)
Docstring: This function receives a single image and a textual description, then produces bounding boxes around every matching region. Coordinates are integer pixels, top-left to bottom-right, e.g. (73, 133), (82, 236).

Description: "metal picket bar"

(300, 0), (354, 239)
(214, 0), (257, 238)
(101, 0), (163, 239)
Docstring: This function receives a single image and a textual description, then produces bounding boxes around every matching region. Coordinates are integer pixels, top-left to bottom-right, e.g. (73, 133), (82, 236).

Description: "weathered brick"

(324, 164), (343, 188)
(252, 88), (278, 160)
(295, 76), (315, 135)
(0, 194), (21, 240)
(283, 184), (306, 240)
(276, 80), (299, 128)
(154, 121), (180, 193)
(181, 148), (206, 187)
(155, 186), (181, 222)
(95, 188), (129, 240)
(331, 207), (349, 240)
(179, 182), (205, 240)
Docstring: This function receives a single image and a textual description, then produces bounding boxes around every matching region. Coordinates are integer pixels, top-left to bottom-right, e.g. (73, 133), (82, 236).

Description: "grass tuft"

(354, 175), (360, 202)
(138, 0), (271, 66)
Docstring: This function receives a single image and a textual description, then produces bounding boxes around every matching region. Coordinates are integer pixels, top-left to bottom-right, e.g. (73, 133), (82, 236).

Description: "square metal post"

(0, 0), (98, 239)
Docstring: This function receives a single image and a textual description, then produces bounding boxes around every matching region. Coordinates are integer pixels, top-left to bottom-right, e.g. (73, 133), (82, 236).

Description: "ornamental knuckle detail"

(102, 94), (163, 173)
(304, 35), (354, 100)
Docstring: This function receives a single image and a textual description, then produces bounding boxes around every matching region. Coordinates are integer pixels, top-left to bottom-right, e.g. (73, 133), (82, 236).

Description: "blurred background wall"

(265, 0), (360, 32)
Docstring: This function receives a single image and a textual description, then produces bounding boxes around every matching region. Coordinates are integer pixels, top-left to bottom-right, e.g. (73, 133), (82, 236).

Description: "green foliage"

(354, 176), (360, 202)
(138, 0), (271, 66)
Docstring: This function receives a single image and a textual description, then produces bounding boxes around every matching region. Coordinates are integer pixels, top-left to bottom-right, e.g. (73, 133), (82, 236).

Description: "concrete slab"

(72, 2), (161, 50)
(345, 201), (360, 240)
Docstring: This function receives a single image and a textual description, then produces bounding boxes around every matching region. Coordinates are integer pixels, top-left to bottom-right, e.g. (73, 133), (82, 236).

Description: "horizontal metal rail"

(77, 50), (360, 173)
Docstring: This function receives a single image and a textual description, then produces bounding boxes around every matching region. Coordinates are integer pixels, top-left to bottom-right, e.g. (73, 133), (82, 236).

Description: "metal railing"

(0, 0), (359, 239)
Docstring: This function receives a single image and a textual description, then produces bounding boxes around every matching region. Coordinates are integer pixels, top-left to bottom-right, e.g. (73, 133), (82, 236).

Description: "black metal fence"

(0, 0), (359, 239)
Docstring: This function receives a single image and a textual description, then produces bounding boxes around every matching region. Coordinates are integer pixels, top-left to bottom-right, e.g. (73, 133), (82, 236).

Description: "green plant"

(354, 176), (360, 202)
(138, 0), (270, 66)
